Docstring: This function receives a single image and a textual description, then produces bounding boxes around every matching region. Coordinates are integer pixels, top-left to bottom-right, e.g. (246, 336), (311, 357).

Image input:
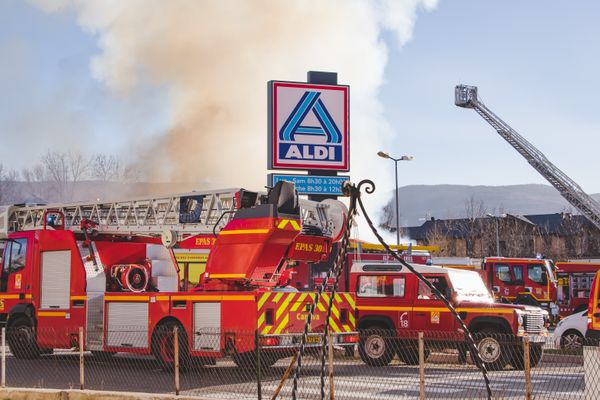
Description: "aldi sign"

(268, 81), (349, 171)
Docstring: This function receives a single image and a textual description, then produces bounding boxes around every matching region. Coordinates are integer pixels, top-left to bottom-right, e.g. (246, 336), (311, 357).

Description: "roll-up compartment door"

(40, 250), (71, 310)
(106, 302), (149, 348)
(194, 302), (221, 351)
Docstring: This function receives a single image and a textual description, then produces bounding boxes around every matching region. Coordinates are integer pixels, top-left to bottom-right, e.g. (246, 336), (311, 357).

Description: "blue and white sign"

(269, 174), (350, 196)
(268, 81), (349, 171)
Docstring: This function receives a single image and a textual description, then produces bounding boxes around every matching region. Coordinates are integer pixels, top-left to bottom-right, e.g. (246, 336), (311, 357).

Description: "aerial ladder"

(455, 84), (600, 231)
(0, 187), (344, 241)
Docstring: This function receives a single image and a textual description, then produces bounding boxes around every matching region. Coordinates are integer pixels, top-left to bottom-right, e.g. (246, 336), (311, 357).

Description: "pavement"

(1, 348), (588, 400)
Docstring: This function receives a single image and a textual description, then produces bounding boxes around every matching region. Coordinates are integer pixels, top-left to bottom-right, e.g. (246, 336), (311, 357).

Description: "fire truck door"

(413, 276), (454, 334)
(491, 263), (522, 300)
(37, 250), (77, 345)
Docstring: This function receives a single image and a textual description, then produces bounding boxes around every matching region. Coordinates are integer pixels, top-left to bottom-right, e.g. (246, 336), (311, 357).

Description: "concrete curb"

(0, 388), (205, 400)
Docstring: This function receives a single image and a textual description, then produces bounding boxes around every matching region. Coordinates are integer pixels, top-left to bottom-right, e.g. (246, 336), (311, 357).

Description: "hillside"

(382, 184), (600, 227)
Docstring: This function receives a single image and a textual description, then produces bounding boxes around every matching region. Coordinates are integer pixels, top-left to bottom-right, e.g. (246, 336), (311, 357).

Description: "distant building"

(405, 213), (600, 260)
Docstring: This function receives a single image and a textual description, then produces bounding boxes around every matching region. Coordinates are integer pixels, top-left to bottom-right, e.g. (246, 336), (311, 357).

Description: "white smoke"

(32, 0), (438, 242)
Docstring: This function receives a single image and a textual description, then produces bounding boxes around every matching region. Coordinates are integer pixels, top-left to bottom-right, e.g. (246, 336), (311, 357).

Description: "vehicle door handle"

(415, 312), (426, 316)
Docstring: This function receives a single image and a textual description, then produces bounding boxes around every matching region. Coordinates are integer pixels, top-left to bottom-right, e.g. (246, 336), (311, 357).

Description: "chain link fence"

(1, 326), (599, 399)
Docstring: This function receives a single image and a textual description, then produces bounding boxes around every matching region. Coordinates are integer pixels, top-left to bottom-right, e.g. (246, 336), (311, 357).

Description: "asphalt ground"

(2, 348), (587, 400)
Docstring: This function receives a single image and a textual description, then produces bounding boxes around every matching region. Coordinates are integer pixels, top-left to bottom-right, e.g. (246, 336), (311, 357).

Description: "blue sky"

(1, 1), (599, 194)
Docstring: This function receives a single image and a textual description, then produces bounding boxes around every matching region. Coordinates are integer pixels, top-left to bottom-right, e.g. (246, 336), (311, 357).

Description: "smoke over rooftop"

(31, 0), (437, 238)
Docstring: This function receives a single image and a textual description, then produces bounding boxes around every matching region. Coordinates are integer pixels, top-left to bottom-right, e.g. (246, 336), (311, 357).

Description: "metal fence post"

(79, 327), (84, 390)
(255, 330), (262, 400)
(419, 332), (425, 400)
(2, 327), (5, 388)
(174, 326), (180, 396)
(524, 336), (532, 400)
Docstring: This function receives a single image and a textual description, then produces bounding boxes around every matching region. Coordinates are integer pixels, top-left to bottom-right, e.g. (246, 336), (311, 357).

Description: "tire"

(560, 330), (584, 351)
(232, 352), (277, 369)
(397, 345), (430, 365)
(7, 317), (40, 360)
(511, 344), (543, 370)
(358, 326), (394, 367)
(151, 321), (189, 370)
(471, 328), (508, 371)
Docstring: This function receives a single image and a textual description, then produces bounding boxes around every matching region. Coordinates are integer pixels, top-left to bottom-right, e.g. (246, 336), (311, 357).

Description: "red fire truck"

(0, 182), (356, 367)
(555, 261), (600, 317)
(349, 261), (549, 370)
(434, 257), (558, 320)
(586, 270), (600, 343)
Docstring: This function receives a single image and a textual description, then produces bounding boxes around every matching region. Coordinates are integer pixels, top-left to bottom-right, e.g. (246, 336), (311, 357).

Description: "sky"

(0, 0), (599, 198)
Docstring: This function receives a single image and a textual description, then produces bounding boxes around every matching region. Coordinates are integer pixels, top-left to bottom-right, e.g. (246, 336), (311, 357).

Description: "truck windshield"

(448, 270), (493, 303)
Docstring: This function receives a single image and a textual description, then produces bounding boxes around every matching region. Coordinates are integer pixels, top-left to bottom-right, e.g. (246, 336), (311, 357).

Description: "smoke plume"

(33, 0), (437, 238)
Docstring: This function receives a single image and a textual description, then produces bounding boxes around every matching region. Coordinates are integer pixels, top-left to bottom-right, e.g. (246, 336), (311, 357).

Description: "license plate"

(306, 336), (321, 344)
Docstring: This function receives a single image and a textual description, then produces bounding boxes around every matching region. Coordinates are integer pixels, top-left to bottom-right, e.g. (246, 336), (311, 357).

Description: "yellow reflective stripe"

(219, 229), (269, 235)
(0, 294), (21, 299)
(105, 295), (149, 302)
(38, 311), (67, 317)
(156, 296), (170, 301)
(274, 314), (289, 334)
(277, 220), (289, 229)
(257, 313), (265, 328)
(334, 294), (343, 304)
(70, 296), (87, 301)
(262, 326), (272, 335)
(209, 273), (247, 279)
(169, 295), (254, 301)
(330, 305), (340, 319)
(342, 324), (351, 332)
(290, 293), (308, 312)
(322, 293), (330, 304)
(343, 293), (355, 309)
(348, 313), (356, 327)
(272, 292), (283, 304)
(455, 308), (513, 314)
(357, 306), (412, 311)
(317, 302), (326, 312)
(289, 220), (301, 230)
(276, 295), (293, 320)
(328, 318), (341, 332)
(257, 293), (270, 310)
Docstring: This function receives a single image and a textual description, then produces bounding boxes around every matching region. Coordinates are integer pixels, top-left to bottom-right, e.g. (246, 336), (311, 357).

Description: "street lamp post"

(486, 213), (501, 256)
(377, 151), (413, 246)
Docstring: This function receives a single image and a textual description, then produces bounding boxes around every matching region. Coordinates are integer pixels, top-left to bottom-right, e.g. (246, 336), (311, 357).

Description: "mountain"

(382, 184), (600, 228)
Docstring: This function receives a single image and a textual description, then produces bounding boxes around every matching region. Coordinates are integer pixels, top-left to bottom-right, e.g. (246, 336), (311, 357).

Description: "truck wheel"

(232, 352), (277, 369)
(151, 321), (189, 370)
(398, 345), (430, 365)
(7, 317), (40, 360)
(472, 328), (507, 371)
(511, 344), (543, 369)
(358, 326), (394, 366)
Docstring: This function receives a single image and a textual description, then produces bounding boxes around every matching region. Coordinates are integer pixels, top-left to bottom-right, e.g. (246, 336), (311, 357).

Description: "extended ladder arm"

(455, 85), (600, 231)
(0, 187), (346, 240)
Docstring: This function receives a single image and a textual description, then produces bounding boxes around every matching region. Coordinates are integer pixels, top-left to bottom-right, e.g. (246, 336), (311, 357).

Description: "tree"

(91, 153), (121, 182)
(0, 163), (20, 205)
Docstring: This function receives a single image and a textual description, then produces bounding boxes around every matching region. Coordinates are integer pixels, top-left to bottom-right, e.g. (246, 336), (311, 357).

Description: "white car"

(553, 309), (588, 350)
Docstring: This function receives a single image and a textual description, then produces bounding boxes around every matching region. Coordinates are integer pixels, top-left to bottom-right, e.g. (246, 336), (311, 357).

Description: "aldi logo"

(268, 81), (349, 171)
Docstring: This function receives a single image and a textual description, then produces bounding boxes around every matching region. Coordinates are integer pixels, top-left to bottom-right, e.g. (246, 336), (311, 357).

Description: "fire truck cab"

(350, 262), (549, 370)
(481, 257), (558, 319)
(556, 261), (600, 317)
(586, 270), (600, 343)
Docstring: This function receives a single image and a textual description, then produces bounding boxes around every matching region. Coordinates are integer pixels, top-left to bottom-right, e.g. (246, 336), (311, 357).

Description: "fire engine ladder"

(0, 188), (243, 239)
(455, 84), (600, 232)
